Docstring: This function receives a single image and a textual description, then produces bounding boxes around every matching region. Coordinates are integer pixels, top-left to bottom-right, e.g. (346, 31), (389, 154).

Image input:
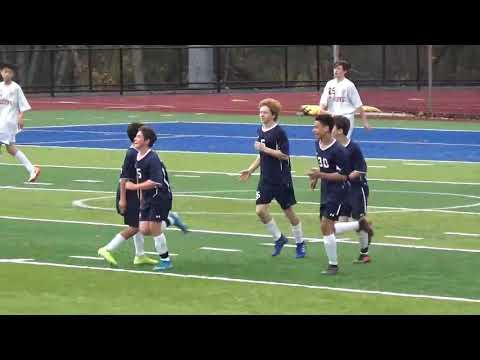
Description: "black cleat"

(321, 264), (339, 275)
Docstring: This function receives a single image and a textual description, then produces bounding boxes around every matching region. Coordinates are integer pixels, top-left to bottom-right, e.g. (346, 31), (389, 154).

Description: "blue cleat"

(272, 234), (288, 257)
(169, 212), (189, 234)
(295, 241), (306, 258)
(153, 259), (173, 271)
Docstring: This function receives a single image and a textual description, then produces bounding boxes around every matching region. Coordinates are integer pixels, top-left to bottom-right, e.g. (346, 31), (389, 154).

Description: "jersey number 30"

(317, 157), (329, 168)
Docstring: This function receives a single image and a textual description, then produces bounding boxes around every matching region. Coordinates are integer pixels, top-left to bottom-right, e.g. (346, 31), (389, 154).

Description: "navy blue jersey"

(344, 140), (368, 188)
(119, 146), (138, 182)
(257, 124), (292, 186)
(315, 139), (351, 204)
(135, 149), (172, 209)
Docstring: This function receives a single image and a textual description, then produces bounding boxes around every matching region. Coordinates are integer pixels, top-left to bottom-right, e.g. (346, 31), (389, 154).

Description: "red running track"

(28, 88), (480, 118)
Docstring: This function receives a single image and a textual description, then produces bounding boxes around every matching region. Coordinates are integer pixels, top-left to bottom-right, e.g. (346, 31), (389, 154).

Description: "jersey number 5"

(136, 168), (142, 180)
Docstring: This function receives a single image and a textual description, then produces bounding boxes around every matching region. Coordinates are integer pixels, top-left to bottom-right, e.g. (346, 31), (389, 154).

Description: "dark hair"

(315, 114), (335, 132)
(127, 122), (144, 142)
(139, 126), (157, 147)
(0, 63), (17, 72)
(333, 115), (350, 135)
(333, 60), (351, 72)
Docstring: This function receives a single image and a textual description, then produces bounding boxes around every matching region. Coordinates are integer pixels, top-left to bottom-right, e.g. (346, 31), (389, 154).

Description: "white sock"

(15, 150), (34, 174)
(154, 233), (170, 261)
(105, 233), (126, 252)
(265, 219), (282, 241)
(291, 222), (304, 244)
(359, 230), (369, 253)
(133, 233), (145, 256)
(338, 216), (349, 222)
(334, 221), (359, 234)
(323, 234), (338, 265)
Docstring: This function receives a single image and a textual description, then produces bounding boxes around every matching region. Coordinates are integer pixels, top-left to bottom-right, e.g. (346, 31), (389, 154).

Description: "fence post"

(284, 46), (288, 88)
(178, 47), (183, 88)
(382, 45), (386, 86)
(316, 45), (320, 91)
(416, 45), (421, 91)
(50, 49), (55, 97)
(119, 47), (124, 95)
(88, 46), (93, 92)
(216, 46), (221, 93)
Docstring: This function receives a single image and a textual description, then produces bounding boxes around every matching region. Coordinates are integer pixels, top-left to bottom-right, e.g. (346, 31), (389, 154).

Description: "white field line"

(199, 247), (242, 252)
(2, 215), (480, 254)
(444, 232), (480, 237)
(2, 162), (479, 185)
(385, 235), (424, 240)
(72, 180), (104, 183)
(173, 175), (201, 178)
(0, 258), (35, 263)
(3, 260), (480, 304)
(5, 144), (480, 163)
(403, 163), (435, 166)
(25, 121), (480, 133)
(22, 182), (54, 186)
(69, 256), (104, 260)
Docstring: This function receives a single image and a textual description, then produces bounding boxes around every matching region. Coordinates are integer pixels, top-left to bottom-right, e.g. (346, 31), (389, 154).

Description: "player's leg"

(256, 182), (288, 256)
(165, 212), (189, 233)
(148, 199), (174, 271)
(278, 185), (305, 258)
(6, 144), (40, 182)
(98, 226), (137, 267)
(352, 186), (373, 264)
(320, 203), (342, 275)
(346, 114), (355, 139)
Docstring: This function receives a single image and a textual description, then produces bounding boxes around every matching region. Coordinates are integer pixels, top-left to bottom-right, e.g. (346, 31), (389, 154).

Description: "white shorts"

(0, 122), (18, 145)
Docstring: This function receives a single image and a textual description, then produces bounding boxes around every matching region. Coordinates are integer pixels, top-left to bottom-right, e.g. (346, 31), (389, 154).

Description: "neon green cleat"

(133, 255), (159, 265)
(98, 247), (118, 267)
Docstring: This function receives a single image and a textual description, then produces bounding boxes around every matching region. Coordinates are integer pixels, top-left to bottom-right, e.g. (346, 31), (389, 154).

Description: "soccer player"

(125, 126), (174, 271)
(307, 114), (371, 275)
(98, 123), (188, 268)
(0, 63), (40, 182)
(240, 98), (305, 258)
(332, 115), (373, 263)
(319, 60), (371, 138)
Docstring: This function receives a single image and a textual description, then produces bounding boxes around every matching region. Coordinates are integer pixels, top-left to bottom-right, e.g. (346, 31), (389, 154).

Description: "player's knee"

(255, 206), (267, 219)
(6, 146), (16, 156)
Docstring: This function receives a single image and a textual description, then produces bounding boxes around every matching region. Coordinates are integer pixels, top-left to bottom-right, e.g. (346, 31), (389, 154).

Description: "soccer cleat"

(98, 247), (118, 267)
(27, 166), (41, 183)
(153, 259), (173, 271)
(353, 254), (371, 264)
(272, 234), (288, 257)
(295, 241), (306, 258)
(169, 212), (189, 233)
(358, 218), (374, 245)
(321, 264), (339, 275)
(133, 255), (158, 265)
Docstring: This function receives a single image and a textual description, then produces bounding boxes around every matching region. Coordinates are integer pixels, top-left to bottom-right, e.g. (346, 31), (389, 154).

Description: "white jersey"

(0, 81), (31, 145)
(319, 77), (362, 138)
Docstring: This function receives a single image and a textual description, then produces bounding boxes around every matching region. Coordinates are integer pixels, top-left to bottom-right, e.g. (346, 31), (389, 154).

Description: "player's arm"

(17, 87), (32, 130)
(349, 85), (371, 130)
(307, 168), (347, 182)
(348, 144), (367, 181)
(118, 179), (127, 214)
(255, 129), (289, 161)
(18, 112), (25, 130)
(126, 179), (160, 191)
(240, 156), (260, 181)
(319, 85), (329, 113)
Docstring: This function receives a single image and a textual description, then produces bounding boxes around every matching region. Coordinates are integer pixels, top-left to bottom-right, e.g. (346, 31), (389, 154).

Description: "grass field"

(1, 110), (480, 314)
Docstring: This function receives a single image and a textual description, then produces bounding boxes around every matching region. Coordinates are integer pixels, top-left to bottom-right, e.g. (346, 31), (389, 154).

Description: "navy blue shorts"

(139, 197), (172, 223)
(256, 181), (297, 210)
(116, 189), (140, 228)
(320, 201), (344, 221)
(339, 185), (369, 219)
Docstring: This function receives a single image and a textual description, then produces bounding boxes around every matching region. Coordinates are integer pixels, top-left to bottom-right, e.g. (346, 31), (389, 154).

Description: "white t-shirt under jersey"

(0, 81), (31, 145)
(319, 77), (363, 138)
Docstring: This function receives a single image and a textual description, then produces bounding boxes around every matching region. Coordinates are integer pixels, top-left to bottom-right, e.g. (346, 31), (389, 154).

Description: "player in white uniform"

(0, 63), (40, 182)
(319, 60), (371, 139)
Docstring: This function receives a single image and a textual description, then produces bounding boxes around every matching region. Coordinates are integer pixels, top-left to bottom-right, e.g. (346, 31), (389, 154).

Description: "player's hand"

(239, 169), (251, 182)
(118, 199), (127, 215)
(309, 177), (318, 190)
(254, 141), (266, 152)
(18, 117), (25, 130)
(363, 121), (372, 131)
(125, 181), (137, 191)
(306, 167), (321, 180)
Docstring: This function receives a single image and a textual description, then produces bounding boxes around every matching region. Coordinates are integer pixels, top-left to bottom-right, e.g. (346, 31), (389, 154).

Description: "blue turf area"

(18, 122), (480, 162)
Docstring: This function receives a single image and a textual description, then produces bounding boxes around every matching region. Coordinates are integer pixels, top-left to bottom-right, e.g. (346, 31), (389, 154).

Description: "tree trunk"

(26, 45), (42, 88)
(188, 45), (215, 89)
